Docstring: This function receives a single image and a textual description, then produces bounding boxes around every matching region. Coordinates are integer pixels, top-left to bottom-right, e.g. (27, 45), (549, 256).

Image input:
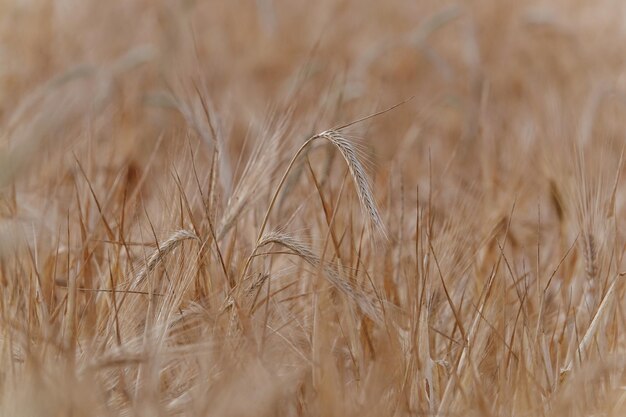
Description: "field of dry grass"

(2, 0), (626, 415)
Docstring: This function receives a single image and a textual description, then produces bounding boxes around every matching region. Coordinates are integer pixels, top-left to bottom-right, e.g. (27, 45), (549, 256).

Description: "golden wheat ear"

(256, 128), (387, 243)
(132, 229), (200, 289)
(257, 231), (382, 323)
(318, 130), (387, 239)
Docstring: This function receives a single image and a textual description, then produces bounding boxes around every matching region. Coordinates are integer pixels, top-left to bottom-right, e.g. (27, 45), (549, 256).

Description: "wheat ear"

(256, 231), (382, 322)
(256, 129), (386, 243)
(132, 230), (200, 289)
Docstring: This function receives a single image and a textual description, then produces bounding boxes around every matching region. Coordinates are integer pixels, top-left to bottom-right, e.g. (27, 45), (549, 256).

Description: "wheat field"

(1, 0), (626, 416)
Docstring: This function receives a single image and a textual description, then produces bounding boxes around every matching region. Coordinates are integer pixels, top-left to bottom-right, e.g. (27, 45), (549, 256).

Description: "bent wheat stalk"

(132, 229), (200, 289)
(256, 129), (386, 243)
(255, 231), (382, 322)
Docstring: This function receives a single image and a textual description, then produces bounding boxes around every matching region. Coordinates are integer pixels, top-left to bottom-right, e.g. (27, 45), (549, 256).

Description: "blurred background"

(3, 0), (626, 212)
